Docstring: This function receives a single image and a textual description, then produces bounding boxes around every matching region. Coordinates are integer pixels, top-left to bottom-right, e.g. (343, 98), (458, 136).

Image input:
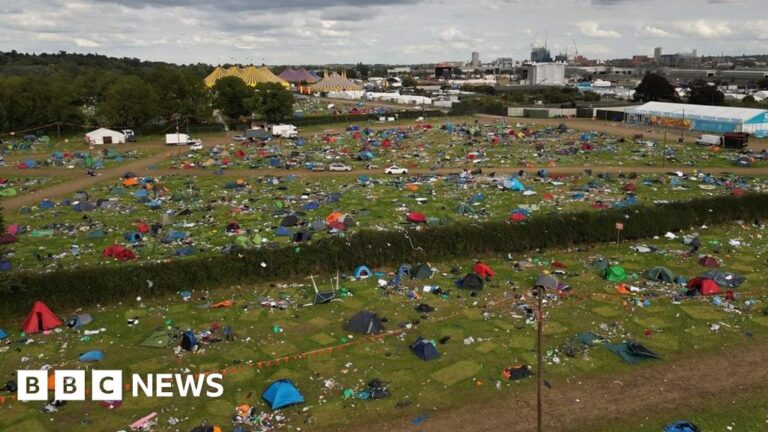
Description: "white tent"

(85, 128), (125, 145)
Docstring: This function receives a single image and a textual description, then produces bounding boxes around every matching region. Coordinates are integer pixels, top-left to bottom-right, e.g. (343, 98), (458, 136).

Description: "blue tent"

(663, 421), (699, 432)
(353, 265), (373, 278)
(134, 189), (148, 198)
(276, 226), (292, 237)
(0, 328), (7, 340)
(175, 246), (196, 256)
(0, 259), (11, 272)
(165, 231), (186, 241)
(502, 178), (525, 191)
(79, 350), (104, 362)
(124, 231), (142, 243)
(302, 201), (319, 211)
(181, 331), (197, 351)
(72, 201), (95, 212)
(40, 199), (55, 210)
(410, 337), (440, 361)
(327, 192), (342, 202)
(262, 379), (304, 410)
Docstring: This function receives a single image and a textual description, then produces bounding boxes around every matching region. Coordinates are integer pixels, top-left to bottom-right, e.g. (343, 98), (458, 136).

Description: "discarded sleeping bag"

(503, 364), (533, 381)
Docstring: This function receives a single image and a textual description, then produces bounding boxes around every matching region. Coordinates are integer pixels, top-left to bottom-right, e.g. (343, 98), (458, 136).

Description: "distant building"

(491, 57), (515, 69)
(470, 51), (480, 68)
(435, 63), (455, 79)
(387, 67), (411, 75)
(632, 55), (651, 65)
(527, 63), (566, 85)
(574, 55), (598, 66)
(531, 46), (553, 63)
(654, 47), (662, 63)
(659, 49), (699, 67)
(627, 102), (768, 135)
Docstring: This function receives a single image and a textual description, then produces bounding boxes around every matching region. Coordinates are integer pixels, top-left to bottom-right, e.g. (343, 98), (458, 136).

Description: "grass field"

(1, 222), (766, 431)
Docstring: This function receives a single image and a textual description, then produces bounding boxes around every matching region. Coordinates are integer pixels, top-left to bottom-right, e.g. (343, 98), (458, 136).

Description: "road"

(328, 341), (768, 432)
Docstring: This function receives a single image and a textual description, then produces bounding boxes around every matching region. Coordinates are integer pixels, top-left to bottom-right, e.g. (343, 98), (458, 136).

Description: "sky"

(1, 0), (766, 65)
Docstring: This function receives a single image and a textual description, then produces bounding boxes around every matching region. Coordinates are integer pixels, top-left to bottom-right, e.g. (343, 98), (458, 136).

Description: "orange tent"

(325, 211), (342, 223)
(211, 300), (234, 308)
(122, 177), (139, 187)
(405, 184), (419, 192)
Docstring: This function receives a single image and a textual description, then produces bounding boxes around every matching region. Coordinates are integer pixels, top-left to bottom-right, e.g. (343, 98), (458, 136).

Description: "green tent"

(30, 229), (54, 238)
(646, 266), (674, 283)
(235, 235), (253, 248)
(602, 265), (627, 282)
(605, 342), (661, 364)
(0, 188), (18, 197)
(85, 229), (106, 239)
(455, 203), (475, 215)
(139, 327), (180, 348)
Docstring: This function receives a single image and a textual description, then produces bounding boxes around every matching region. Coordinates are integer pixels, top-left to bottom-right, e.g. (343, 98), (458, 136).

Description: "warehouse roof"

(628, 102), (767, 123)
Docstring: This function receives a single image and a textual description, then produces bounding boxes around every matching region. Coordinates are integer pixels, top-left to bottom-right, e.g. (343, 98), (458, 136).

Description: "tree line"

(0, 51), (295, 134)
(634, 72), (768, 108)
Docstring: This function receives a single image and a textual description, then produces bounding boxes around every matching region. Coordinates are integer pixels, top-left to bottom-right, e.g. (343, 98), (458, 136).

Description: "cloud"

(577, 22), (621, 38)
(669, 20), (733, 38)
(639, 25), (674, 37)
(102, 0), (423, 11)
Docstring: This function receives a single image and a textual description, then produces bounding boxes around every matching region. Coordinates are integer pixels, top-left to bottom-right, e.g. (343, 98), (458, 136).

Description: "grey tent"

(73, 191), (89, 201)
(281, 214), (300, 227)
(139, 327), (180, 348)
(590, 257), (609, 271)
(310, 220), (326, 231)
(646, 267), (674, 283)
(67, 314), (93, 329)
(458, 273), (483, 290)
(344, 311), (384, 334)
(605, 341), (661, 364)
(455, 203), (475, 215)
(700, 271), (745, 288)
(411, 264), (433, 280)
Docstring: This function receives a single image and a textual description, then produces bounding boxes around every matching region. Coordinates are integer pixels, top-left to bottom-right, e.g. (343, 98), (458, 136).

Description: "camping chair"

(308, 273), (339, 305)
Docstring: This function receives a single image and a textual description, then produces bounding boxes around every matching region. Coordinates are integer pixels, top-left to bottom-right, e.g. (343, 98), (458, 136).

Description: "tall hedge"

(2, 194), (767, 316)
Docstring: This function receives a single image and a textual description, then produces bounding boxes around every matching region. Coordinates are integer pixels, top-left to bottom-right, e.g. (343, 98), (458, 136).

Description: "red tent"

(622, 183), (636, 192)
(698, 256), (720, 268)
(102, 244), (136, 261)
(509, 213), (527, 222)
(406, 212), (427, 223)
(137, 223), (150, 234)
(686, 277), (722, 296)
(21, 301), (63, 334)
(473, 262), (496, 278)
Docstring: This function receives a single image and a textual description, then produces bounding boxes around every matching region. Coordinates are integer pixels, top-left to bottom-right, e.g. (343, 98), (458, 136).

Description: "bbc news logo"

(17, 370), (224, 401)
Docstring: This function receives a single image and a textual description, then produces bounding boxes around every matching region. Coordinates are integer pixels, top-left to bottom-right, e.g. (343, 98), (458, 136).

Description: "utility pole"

(533, 274), (558, 432)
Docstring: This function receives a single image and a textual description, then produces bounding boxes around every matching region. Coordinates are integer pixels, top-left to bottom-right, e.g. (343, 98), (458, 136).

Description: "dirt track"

(328, 341), (768, 432)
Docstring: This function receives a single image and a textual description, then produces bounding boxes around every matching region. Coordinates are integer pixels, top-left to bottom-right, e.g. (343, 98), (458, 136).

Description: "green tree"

(635, 73), (677, 102)
(249, 83), (294, 124)
(355, 62), (370, 79)
(741, 95), (757, 107)
(688, 79), (725, 106)
(145, 66), (211, 120)
(756, 77), (768, 90)
(100, 76), (160, 127)
(401, 76), (417, 87)
(212, 76), (252, 121)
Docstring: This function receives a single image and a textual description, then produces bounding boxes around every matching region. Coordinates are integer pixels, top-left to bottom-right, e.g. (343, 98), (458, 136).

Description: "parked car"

(190, 141), (203, 151)
(384, 165), (408, 175)
(329, 163), (352, 172)
(233, 135), (246, 141)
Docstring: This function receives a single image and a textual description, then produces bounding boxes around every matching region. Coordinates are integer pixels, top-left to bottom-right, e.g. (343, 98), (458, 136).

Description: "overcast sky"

(1, 0), (766, 65)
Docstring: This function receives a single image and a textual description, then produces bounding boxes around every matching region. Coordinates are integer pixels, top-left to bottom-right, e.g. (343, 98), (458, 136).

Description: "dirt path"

(327, 341), (768, 432)
(481, 115), (768, 151)
(5, 162), (768, 213)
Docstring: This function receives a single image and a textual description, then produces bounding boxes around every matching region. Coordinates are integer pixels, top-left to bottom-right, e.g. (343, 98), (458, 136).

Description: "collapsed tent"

(410, 264), (433, 280)
(602, 265), (627, 282)
(700, 271), (745, 288)
(21, 301), (63, 334)
(410, 337), (440, 361)
(457, 273), (484, 290)
(262, 379), (304, 410)
(102, 244), (136, 261)
(344, 311), (384, 334)
(406, 212), (427, 223)
(605, 341), (661, 364)
(67, 314), (93, 329)
(181, 331), (198, 351)
(139, 328), (180, 348)
(79, 350), (104, 362)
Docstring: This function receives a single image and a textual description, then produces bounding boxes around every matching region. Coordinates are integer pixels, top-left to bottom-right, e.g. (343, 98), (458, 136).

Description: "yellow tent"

(203, 66), (226, 88)
(203, 65), (289, 89)
(310, 70), (362, 92)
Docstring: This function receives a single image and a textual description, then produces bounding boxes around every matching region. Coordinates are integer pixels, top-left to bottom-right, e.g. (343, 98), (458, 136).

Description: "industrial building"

(526, 63), (566, 85)
(626, 102), (768, 135)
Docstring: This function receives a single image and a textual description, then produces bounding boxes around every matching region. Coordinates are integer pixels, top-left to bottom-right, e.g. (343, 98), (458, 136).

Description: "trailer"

(271, 124), (298, 138)
(165, 133), (192, 146)
(723, 132), (749, 150)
